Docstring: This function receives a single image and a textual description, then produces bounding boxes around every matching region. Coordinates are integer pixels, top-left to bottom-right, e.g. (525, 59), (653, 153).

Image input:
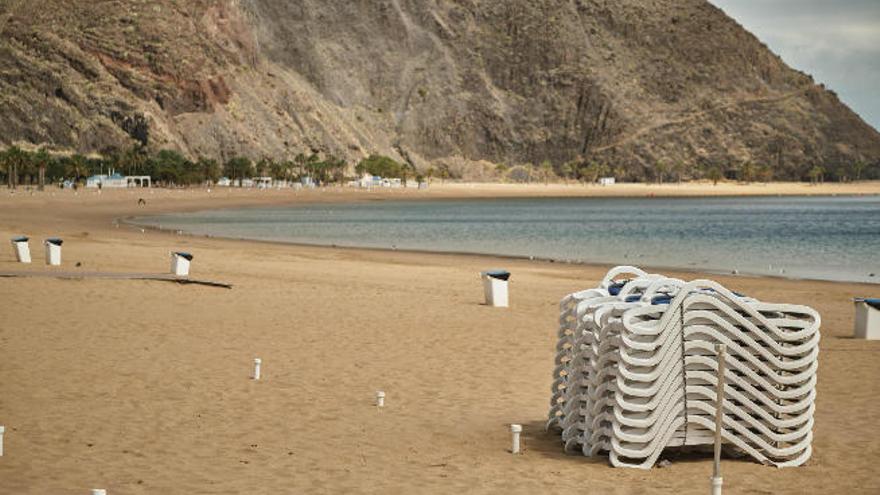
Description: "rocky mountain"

(1, 0), (879, 180)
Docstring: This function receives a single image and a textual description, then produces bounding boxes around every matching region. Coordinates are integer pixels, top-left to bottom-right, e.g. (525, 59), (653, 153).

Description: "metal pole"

(712, 344), (726, 495)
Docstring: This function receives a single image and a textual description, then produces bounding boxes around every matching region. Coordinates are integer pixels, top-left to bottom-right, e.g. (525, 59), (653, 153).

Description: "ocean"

(133, 195), (880, 283)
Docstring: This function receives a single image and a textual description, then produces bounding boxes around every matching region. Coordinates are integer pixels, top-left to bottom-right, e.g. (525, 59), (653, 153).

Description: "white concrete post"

(253, 358), (262, 380)
(510, 424), (522, 454)
(376, 391), (385, 407)
(711, 344), (726, 495)
(91, 490), (107, 495)
(0, 425), (5, 456)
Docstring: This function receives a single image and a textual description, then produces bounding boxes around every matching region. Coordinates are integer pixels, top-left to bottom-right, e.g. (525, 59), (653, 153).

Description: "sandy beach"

(1, 183), (879, 494)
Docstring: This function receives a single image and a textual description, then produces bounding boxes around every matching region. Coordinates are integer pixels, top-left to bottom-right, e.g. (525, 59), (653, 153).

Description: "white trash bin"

(480, 269), (510, 307)
(854, 298), (880, 339)
(44, 238), (63, 266)
(171, 251), (193, 276)
(11, 236), (31, 263)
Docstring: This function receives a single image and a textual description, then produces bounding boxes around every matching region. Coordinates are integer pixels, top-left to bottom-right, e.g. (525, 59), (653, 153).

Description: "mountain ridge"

(1, 0), (878, 180)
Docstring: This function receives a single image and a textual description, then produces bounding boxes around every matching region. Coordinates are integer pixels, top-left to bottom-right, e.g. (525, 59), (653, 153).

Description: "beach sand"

(1, 184), (879, 494)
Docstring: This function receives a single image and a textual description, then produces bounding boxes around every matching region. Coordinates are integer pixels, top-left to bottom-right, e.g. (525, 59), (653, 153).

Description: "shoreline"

(119, 186), (880, 286)
(122, 215), (879, 287)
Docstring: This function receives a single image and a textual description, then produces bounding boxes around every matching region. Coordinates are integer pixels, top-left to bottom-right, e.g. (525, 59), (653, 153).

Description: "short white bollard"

(376, 391), (385, 407)
(0, 425), (5, 456)
(480, 270), (510, 307)
(170, 251), (193, 277)
(711, 476), (723, 495)
(11, 236), (31, 263)
(510, 424), (522, 454)
(91, 489), (107, 495)
(253, 358), (262, 380)
(44, 238), (63, 266)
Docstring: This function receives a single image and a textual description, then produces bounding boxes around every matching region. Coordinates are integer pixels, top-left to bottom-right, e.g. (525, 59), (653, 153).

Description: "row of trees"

(0, 146), (408, 188)
(496, 157), (878, 185)
(1, 145), (877, 188)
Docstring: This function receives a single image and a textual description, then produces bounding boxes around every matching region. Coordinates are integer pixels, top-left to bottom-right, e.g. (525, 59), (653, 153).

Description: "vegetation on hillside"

(0, 146), (355, 188)
(499, 156), (878, 184)
(0, 144), (877, 189)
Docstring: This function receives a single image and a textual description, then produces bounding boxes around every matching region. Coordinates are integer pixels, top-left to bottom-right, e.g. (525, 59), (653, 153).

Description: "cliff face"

(1, 0), (879, 178)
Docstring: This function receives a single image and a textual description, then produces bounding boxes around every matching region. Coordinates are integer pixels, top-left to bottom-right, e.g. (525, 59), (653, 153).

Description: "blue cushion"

(608, 280), (630, 296)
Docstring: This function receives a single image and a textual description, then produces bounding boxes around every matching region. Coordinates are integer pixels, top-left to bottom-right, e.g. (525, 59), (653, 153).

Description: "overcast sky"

(710, 0), (880, 131)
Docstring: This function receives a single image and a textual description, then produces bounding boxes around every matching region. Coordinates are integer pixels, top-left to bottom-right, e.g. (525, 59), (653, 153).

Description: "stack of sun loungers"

(547, 266), (820, 469)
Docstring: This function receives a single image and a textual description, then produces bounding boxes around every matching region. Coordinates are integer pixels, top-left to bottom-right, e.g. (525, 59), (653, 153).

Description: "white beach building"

(254, 177), (273, 189)
(127, 176), (151, 187)
(86, 173), (152, 188)
(353, 174), (403, 188)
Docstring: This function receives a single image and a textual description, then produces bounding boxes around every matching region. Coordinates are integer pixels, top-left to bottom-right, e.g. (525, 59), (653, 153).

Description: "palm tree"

(707, 166), (723, 186)
(0, 148), (9, 188)
(808, 165), (825, 185)
(740, 161), (756, 183)
(121, 145), (149, 176)
(539, 160), (554, 185)
(3, 146), (27, 189)
(196, 157), (220, 184)
(851, 161), (867, 182)
(34, 147), (50, 190)
(559, 161), (575, 184)
(672, 160), (688, 184)
(655, 160), (670, 185)
(66, 154), (89, 183)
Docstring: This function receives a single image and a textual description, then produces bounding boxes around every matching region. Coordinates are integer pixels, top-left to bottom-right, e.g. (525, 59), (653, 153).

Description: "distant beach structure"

(86, 173), (151, 188)
(349, 173), (403, 189)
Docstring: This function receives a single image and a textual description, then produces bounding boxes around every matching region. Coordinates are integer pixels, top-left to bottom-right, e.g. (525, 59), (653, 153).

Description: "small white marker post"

(91, 490), (107, 495)
(376, 391), (385, 408)
(711, 344), (727, 495)
(253, 358), (262, 380)
(510, 424), (523, 454)
(0, 425), (5, 456)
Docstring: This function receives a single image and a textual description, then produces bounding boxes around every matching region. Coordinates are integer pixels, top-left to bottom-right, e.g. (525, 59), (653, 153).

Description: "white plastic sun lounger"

(547, 268), (820, 469)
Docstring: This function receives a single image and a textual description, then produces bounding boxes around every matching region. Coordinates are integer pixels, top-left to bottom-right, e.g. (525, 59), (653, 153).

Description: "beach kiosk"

(44, 238), (63, 266)
(11, 236), (31, 263)
(854, 298), (880, 339)
(481, 269), (510, 307)
(171, 251), (193, 277)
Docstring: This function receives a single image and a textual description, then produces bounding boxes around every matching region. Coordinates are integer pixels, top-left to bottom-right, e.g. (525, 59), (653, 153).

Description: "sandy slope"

(0, 184), (879, 494)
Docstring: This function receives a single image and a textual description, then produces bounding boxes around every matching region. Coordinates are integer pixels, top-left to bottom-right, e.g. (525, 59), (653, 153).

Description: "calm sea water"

(134, 196), (880, 283)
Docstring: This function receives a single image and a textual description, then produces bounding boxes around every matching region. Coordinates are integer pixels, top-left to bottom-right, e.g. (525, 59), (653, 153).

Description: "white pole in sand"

(91, 490), (107, 495)
(510, 424), (523, 454)
(711, 344), (727, 495)
(0, 425), (4, 456)
(376, 391), (385, 408)
(253, 358), (262, 380)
